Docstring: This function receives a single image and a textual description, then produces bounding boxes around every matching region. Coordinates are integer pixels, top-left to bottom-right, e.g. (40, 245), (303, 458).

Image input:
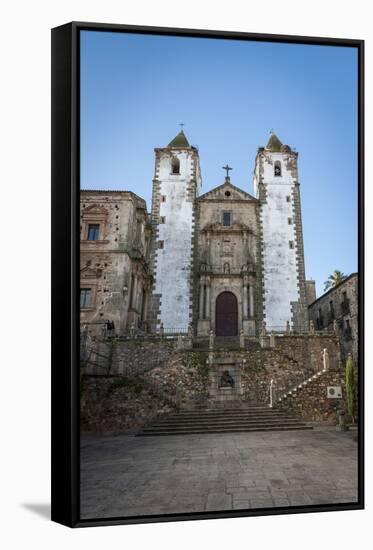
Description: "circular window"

(225, 190), (231, 197)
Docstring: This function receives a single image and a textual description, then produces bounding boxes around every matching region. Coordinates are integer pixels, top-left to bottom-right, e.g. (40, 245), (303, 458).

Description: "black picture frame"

(51, 21), (364, 528)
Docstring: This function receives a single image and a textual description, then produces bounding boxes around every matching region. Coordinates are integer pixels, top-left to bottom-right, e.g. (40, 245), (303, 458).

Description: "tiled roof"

(265, 132), (283, 152)
(168, 130), (190, 147)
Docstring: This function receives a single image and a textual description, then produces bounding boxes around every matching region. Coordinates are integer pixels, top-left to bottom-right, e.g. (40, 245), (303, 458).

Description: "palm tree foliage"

(324, 270), (347, 291)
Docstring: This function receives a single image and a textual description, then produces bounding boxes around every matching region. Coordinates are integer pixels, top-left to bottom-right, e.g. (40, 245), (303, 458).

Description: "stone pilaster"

(199, 278), (205, 320)
(249, 283), (254, 318)
(205, 277), (211, 319)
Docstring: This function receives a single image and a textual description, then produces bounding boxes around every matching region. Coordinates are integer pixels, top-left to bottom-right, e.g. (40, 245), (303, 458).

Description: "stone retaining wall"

(272, 334), (340, 371)
(112, 338), (176, 374)
(80, 333), (345, 430)
(80, 375), (175, 434)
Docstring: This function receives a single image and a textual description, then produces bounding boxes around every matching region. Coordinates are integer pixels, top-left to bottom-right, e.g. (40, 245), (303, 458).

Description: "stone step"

(142, 414), (310, 424)
(147, 420), (309, 430)
(150, 412), (293, 422)
(138, 425), (313, 436)
(166, 409), (289, 417)
(138, 406), (312, 436)
(163, 413), (295, 422)
(170, 406), (276, 413)
(147, 413), (307, 423)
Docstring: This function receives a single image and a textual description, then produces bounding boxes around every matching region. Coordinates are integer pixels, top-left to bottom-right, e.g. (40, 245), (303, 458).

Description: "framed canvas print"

(51, 22), (364, 527)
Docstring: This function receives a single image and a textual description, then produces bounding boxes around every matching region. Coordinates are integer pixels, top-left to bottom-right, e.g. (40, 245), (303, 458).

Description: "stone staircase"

(277, 366), (327, 404)
(137, 405), (312, 436)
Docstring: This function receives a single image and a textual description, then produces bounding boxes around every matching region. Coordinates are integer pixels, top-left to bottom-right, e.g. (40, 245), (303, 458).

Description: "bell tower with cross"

(252, 131), (308, 332)
(148, 126), (202, 332)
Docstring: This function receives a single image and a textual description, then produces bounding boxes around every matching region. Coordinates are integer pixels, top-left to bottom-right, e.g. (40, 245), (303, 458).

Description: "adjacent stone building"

(308, 273), (358, 364)
(80, 191), (152, 332)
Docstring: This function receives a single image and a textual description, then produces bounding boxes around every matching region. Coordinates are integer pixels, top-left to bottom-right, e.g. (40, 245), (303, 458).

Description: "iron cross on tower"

(222, 164), (233, 180)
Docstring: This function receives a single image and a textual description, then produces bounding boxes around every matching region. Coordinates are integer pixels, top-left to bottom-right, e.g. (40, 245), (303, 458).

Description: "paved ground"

(80, 428), (358, 519)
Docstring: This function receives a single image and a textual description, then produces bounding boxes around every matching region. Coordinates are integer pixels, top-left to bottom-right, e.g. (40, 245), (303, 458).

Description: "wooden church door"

(215, 292), (238, 336)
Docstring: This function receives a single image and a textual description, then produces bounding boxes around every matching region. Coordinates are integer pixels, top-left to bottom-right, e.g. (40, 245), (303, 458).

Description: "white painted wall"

(256, 153), (300, 329)
(154, 150), (200, 330)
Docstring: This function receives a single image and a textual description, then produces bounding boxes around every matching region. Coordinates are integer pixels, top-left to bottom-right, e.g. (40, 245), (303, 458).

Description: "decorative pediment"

(80, 266), (102, 279)
(82, 204), (108, 218)
(198, 181), (258, 202)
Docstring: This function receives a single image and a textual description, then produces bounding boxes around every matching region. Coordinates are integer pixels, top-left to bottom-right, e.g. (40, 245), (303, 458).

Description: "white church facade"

(148, 130), (312, 336)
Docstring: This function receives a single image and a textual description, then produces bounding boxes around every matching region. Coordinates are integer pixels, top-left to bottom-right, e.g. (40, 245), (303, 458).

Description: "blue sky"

(80, 30), (358, 297)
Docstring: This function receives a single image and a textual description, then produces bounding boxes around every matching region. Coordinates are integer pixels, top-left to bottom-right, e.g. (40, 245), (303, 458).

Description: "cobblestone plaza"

(81, 428), (358, 519)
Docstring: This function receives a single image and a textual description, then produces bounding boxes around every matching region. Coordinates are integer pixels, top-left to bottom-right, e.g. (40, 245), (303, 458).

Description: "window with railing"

(327, 300), (335, 324)
(329, 300), (334, 317)
(341, 297), (350, 314)
(344, 319), (352, 340)
(316, 310), (324, 329)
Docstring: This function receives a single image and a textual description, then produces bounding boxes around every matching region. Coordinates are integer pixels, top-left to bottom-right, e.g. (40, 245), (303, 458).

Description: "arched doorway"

(215, 292), (238, 336)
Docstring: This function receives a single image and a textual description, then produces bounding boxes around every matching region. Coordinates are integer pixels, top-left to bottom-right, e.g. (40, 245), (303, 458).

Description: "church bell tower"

(253, 132), (308, 331)
(148, 130), (202, 331)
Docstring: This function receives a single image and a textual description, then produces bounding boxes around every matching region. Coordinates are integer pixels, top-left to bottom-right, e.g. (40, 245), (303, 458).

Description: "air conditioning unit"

(327, 386), (342, 399)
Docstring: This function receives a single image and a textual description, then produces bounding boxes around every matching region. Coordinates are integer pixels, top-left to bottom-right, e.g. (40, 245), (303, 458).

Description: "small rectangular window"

(288, 218), (293, 225)
(158, 240), (164, 249)
(289, 241), (294, 249)
(161, 195), (166, 202)
(160, 216), (166, 224)
(223, 212), (231, 226)
(80, 288), (91, 308)
(87, 224), (100, 240)
(286, 196), (291, 203)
